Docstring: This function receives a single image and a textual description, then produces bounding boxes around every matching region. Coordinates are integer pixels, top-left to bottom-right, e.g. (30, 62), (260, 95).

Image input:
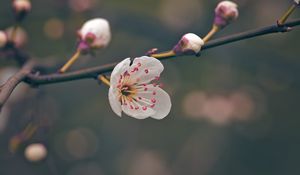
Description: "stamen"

(135, 97), (154, 106)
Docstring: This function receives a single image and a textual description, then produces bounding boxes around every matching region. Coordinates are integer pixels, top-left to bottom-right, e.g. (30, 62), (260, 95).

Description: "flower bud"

(77, 18), (111, 53)
(6, 27), (28, 48)
(0, 31), (8, 48)
(24, 143), (47, 162)
(12, 0), (31, 21)
(295, 0), (300, 5)
(214, 1), (238, 28)
(173, 33), (204, 55)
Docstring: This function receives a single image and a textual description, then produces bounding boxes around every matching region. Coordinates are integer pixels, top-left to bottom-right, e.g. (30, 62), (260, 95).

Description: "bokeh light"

(44, 18), (65, 40)
(159, 0), (205, 31)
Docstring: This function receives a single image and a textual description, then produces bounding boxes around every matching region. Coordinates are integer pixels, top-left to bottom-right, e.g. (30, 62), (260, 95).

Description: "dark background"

(0, 0), (300, 175)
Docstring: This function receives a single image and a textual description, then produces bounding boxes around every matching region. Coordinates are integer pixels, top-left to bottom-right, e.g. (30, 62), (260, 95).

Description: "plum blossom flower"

(108, 56), (171, 119)
(77, 18), (111, 52)
(173, 33), (204, 55)
(214, 1), (238, 28)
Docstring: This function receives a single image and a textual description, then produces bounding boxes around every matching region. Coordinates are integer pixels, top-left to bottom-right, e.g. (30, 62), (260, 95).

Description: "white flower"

(78, 18), (111, 49)
(108, 56), (172, 119)
(0, 31), (7, 48)
(295, 0), (300, 5)
(214, 1), (238, 28)
(173, 33), (204, 55)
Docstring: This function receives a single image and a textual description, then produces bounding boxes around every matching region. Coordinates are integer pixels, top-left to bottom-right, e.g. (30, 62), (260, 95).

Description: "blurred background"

(0, 0), (300, 175)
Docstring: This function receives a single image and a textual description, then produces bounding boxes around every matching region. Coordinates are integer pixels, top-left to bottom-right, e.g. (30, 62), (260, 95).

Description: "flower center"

(120, 84), (135, 97)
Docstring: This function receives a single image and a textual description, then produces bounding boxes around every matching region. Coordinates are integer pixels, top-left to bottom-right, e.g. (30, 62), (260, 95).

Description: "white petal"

(108, 86), (122, 117)
(151, 88), (172, 119)
(183, 33), (204, 53)
(130, 56), (164, 84)
(121, 100), (155, 119)
(110, 58), (131, 86)
(135, 86), (171, 120)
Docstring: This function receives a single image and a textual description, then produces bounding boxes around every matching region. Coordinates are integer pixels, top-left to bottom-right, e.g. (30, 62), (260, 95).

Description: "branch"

(1, 43), (29, 66)
(24, 18), (300, 86)
(0, 60), (34, 110)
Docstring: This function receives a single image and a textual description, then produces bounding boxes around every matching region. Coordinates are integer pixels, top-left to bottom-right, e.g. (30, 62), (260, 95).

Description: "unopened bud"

(12, 0), (31, 21)
(24, 143), (47, 162)
(6, 27), (28, 48)
(77, 18), (111, 53)
(0, 31), (8, 48)
(295, 0), (300, 5)
(173, 33), (204, 55)
(214, 1), (238, 28)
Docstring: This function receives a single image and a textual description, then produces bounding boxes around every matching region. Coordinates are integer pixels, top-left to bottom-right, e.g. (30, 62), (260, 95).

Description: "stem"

(203, 25), (220, 43)
(278, 4), (298, 25)
(99, 75), (110, 86)
(22, 123), (38, 140)
(59, 50), (81, 73)
(150, 50), (176, 59)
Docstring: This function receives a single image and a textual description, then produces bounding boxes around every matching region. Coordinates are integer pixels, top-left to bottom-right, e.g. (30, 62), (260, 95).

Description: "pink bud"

(12, 0), (31, 21)
(214, 1), (238, 28)
(6, 27), (28, 48)
(0, 31), (8, 48)
(173, 33), (204, 55)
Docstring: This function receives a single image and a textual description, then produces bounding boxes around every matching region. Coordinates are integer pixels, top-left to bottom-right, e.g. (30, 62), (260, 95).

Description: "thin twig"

(24, 18), (300, 86)
(0, 60), (34, 110)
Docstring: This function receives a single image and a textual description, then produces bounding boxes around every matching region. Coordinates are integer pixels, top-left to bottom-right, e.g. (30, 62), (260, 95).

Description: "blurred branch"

(0, 60), (34, 110)
(202, 18), (300, 50)
(25, 18), (300, 85)
(1, 43), (29, 66)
